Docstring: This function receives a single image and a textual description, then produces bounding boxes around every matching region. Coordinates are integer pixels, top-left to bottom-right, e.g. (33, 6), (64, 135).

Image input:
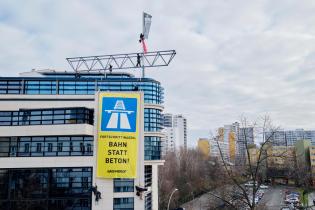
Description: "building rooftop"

(18, 69), (135, 79)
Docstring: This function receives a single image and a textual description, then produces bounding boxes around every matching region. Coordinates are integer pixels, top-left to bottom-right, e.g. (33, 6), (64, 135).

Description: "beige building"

(267, 146), (295, 168)
(266, 146), (296, 185)
(247, 146), (260, 166)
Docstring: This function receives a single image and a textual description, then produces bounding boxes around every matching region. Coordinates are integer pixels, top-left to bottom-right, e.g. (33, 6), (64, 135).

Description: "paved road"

(180, 188), (227, 210)
(181, 185), (297, 210)
(259, 186), (285, 210)
(181, 192), (213, 210)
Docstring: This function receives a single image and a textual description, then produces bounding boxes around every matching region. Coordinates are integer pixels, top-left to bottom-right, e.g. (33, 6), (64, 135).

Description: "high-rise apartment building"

(162, 114), (187, 154)
(222, 122), (239, 162)
(197, 137), (230, 162)
(216, 122), (254, 164)
(265, 129), (315, 146)
(209, 138), (230, 162)
(237, 127), (255, 164)
(0, 70), (164, 210)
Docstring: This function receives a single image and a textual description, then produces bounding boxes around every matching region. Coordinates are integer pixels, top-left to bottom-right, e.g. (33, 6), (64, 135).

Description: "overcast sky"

(1, 0), (315, 147)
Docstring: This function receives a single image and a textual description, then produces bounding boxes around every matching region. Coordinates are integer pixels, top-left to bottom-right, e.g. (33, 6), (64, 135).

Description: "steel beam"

(66, 50), (176, 72)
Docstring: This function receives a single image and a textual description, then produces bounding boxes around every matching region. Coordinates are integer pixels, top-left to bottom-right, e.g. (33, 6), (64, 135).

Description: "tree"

(210, 115), (286, 210)
(158, 148), (226, 210)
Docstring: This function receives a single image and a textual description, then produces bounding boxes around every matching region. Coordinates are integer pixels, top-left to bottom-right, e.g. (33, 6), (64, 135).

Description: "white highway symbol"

(105, 100), (134, 129)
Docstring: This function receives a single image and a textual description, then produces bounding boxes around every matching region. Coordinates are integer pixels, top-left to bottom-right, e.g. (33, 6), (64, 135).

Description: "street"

(259, 186), (286, 210)
(181, 185), (300, 210)
(181, 191), (213, 210)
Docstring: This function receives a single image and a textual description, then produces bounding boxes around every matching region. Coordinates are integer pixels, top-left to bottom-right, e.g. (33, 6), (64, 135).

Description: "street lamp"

(167, 188), (178, 210)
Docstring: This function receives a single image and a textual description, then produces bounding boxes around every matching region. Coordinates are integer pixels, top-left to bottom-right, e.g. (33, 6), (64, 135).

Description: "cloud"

(1, 0), (315, 146)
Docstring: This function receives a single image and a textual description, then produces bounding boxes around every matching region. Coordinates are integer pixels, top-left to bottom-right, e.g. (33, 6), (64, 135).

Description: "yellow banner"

(97, 92), (140, 178)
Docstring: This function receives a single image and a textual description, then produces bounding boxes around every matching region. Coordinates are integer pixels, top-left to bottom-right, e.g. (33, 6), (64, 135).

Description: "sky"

(1, 0), (315, 147)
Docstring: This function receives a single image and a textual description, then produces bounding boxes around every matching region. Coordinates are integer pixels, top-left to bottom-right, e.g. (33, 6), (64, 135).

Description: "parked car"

(259, 184), (269, 189)
(245, 181), (258, 187)
(285, 191), (299, 197)
(285, 197), (299, 204)
(288, 192), (300, 197)
(286, 193), (299, 200)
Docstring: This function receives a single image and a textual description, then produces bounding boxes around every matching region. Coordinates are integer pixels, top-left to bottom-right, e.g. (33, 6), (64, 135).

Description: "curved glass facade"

(144, 136), (162, 160)
(0, 73), (164, 161)
(0, 77), (163, 104)
(144, 108), (163, 132)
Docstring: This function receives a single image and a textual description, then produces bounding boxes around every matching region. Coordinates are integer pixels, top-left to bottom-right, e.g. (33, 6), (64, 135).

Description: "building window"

(144, 109), (163, 132)
(0, 107), (94, 126)
(36, 143), (42, 152)
(0, 167), (92, 210)
(144, 136), (161, 160)
(80, 143), (85, 154)
(24, 143), (30, 153)
(145, 192), (152, 210)
(145, 165), (152, 188)
(82, 177), (89, 190)
(48, 143), (53, 152)
(87, 143), (92, 153)
(70, 142), (74, 152)
(0, 136), (93, 157)
(9, 146), (16, 156)
(114, 179), (134, 192)
(57, 143), (63, 152)
(113, 197), (134, 210)
(0, 78), (164, 104)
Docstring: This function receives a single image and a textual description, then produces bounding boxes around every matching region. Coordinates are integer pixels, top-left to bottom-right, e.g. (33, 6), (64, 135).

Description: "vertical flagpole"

(142, 12), (145, 78)
(141, 12), (152, 78)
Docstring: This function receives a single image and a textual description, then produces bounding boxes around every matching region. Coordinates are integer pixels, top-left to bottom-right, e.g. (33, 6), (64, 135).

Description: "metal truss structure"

(66, 50), (176, 73)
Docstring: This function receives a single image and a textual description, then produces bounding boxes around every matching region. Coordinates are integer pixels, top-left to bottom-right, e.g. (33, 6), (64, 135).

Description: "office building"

(162, 114), (187, 154)
(0, 69), (164, 210)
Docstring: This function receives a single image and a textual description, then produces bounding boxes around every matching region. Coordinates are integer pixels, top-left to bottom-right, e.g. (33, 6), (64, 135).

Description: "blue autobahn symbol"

(101, 97), (137, 132)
